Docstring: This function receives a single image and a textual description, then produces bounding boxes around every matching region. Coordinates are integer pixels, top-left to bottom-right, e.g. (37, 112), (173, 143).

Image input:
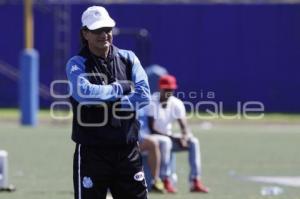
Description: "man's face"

(160, 89), (174, 100)
(83, 27), (113, 50)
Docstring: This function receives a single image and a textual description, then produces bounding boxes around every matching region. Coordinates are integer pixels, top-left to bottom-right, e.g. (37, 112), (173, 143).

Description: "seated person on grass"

(146, 74), (209, 193)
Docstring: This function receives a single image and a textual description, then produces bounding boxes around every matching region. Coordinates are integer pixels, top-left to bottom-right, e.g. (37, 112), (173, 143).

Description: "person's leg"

(110, 144), (148, 199)
(168, 136), (201, 180)
(188, 137), (201, 180)
(73, 144), (81, 199)
(167, 136), (209, 192)
(187, 137), (209, 193)
(139, 137), (161, 181)
(73, 144), (109, 199)
(151, 135), (176, 193)
(151, 135), (172, 179)
(139, 136), (165, 193)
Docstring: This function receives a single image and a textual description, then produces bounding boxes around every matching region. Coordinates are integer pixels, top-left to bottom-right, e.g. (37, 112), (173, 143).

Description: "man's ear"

(82, 30), (89, 41)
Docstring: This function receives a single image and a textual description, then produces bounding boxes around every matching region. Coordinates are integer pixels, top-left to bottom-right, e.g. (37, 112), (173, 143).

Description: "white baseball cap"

(81, 6), (116, 30)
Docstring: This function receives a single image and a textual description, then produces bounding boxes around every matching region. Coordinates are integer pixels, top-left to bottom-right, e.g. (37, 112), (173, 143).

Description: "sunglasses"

(89, 27), (113, 34)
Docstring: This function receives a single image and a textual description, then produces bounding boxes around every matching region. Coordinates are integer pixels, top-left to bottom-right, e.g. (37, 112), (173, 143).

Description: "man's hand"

(179, 137), (188, 148)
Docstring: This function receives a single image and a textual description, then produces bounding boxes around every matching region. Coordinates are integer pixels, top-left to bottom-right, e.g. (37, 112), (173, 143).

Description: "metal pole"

(20, 0), (39, 126)
(24, 0), (33, 49)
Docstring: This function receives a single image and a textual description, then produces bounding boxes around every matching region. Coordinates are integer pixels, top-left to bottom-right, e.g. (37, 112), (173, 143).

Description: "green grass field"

(0, 110), (299, 199)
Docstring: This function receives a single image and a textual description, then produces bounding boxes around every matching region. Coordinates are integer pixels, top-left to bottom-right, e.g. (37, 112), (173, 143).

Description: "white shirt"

(145, 93), (186, 136)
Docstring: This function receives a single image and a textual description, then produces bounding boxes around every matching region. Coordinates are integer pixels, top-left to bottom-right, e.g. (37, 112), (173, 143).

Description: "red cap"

(159, 74), (178, 90)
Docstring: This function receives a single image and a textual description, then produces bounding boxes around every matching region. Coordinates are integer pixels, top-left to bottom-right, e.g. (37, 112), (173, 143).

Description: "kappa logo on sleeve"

(133, 171), (145, 182)
(70, 65), (80, 73)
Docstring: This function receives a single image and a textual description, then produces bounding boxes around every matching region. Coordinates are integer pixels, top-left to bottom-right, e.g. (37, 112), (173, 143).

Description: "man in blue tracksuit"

(66, 6), (150, 199)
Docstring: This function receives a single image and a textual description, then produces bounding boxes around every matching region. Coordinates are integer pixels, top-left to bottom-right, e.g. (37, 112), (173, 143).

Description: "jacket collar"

(79, 45), (117, 62)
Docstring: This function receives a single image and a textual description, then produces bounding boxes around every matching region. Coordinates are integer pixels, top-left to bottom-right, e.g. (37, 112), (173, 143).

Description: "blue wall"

(1, 4), (300, 112)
